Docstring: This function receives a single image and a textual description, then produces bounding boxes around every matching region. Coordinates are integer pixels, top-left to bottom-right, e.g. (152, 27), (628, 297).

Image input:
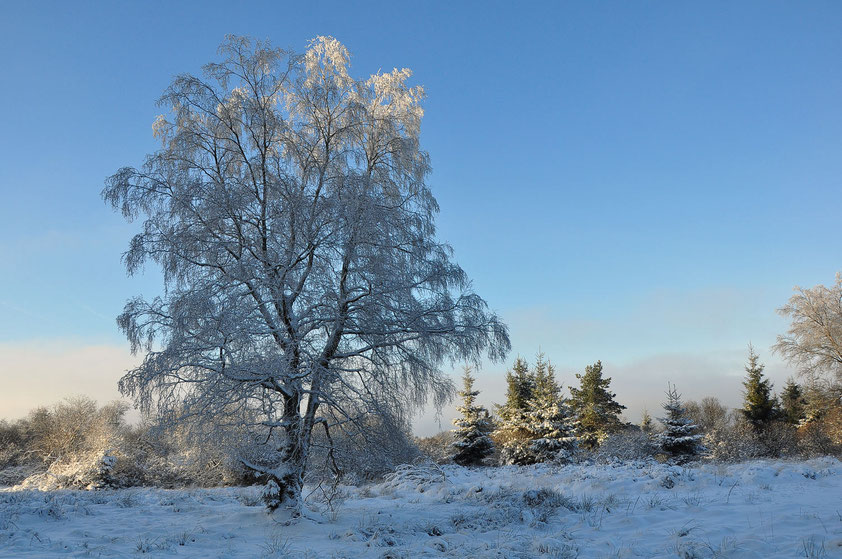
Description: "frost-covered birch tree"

(103, 35), (509, 513)
(775, 274), (842, 385)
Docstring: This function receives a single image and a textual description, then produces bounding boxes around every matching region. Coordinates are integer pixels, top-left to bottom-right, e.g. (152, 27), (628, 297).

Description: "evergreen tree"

(531, 352), (559, 404)
(521, 356), (578, 463)
(494, 354), (578, 464)
(499, 357), (533, 419)
(656, 383), (704, 460)
(568, 361), (626, 449)
(780, 378), (806, 426)
(451, 367), (494, 466)
(640, 408), (653, 434)
(740, 346), (777, 428)
(494, 357), (535, 463)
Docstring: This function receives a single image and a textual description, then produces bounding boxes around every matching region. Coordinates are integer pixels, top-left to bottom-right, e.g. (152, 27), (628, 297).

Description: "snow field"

(1, 457), (841, 558)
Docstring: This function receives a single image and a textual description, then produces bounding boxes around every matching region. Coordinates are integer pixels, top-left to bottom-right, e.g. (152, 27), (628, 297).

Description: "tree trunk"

(262, 391), (308, 514)
(263, 435), (306, 514)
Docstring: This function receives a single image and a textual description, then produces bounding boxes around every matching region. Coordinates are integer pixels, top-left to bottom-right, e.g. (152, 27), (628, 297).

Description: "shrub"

(416, 431), (457, 464)
(307, 414), (421, 484)
(797, 406), (842, 457)
(4, 397), (128, 489)
(121, 417), (263, 488)
(593, 428), (657, 462)
(684, 397), (729, 435)
(703, 414), (763, 462)
(704, 415), (801, 461)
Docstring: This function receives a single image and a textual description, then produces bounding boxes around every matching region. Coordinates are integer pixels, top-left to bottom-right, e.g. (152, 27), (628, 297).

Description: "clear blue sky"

(1, 1), (841, 432)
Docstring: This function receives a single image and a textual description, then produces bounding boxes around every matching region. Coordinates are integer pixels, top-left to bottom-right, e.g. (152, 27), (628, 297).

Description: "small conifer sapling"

(451, 367), (494, 466)
(657, 383), (704, 460)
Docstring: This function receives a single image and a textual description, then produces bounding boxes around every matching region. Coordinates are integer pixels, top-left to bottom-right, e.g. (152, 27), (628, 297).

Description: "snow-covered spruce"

(657, 383), (704, 460)
(494, 357), (533, 464)
(495, 354), (577, 464)
(451, 367), (494, 466)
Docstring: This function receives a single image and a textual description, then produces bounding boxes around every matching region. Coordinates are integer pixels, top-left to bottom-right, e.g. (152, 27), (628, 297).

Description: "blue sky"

(1, 1), (841, 432)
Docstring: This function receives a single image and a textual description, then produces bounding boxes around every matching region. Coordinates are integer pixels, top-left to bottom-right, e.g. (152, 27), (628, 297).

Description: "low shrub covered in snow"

(592, 428), (658, 462)
(0, 398), (259, 490)
(415, 431), (456, 464)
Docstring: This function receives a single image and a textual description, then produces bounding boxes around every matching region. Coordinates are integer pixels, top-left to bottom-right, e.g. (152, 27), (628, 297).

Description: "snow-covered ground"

(1, 457), (841, 558)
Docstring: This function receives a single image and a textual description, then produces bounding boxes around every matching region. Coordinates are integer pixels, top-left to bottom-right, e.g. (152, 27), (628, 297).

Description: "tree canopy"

(775, 274), (842, 385)
(103, 35), (509, 512)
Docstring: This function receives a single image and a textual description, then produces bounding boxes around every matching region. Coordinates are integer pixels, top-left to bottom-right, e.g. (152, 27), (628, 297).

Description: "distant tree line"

(436, 273), (842, 466)
(442, 339), (842, 466)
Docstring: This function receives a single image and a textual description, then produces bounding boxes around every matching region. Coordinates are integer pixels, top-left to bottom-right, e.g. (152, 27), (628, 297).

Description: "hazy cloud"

(0, 340), (139, 420)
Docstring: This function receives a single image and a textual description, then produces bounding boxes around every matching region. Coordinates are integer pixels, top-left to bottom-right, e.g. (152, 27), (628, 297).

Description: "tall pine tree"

(568, 361), (626, 449)
(451, 366), (494, 466)
(740, 346), (777, 429)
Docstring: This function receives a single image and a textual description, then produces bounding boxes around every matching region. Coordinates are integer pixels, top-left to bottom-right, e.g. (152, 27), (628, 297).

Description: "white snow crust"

(1, 457), (841, 557)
